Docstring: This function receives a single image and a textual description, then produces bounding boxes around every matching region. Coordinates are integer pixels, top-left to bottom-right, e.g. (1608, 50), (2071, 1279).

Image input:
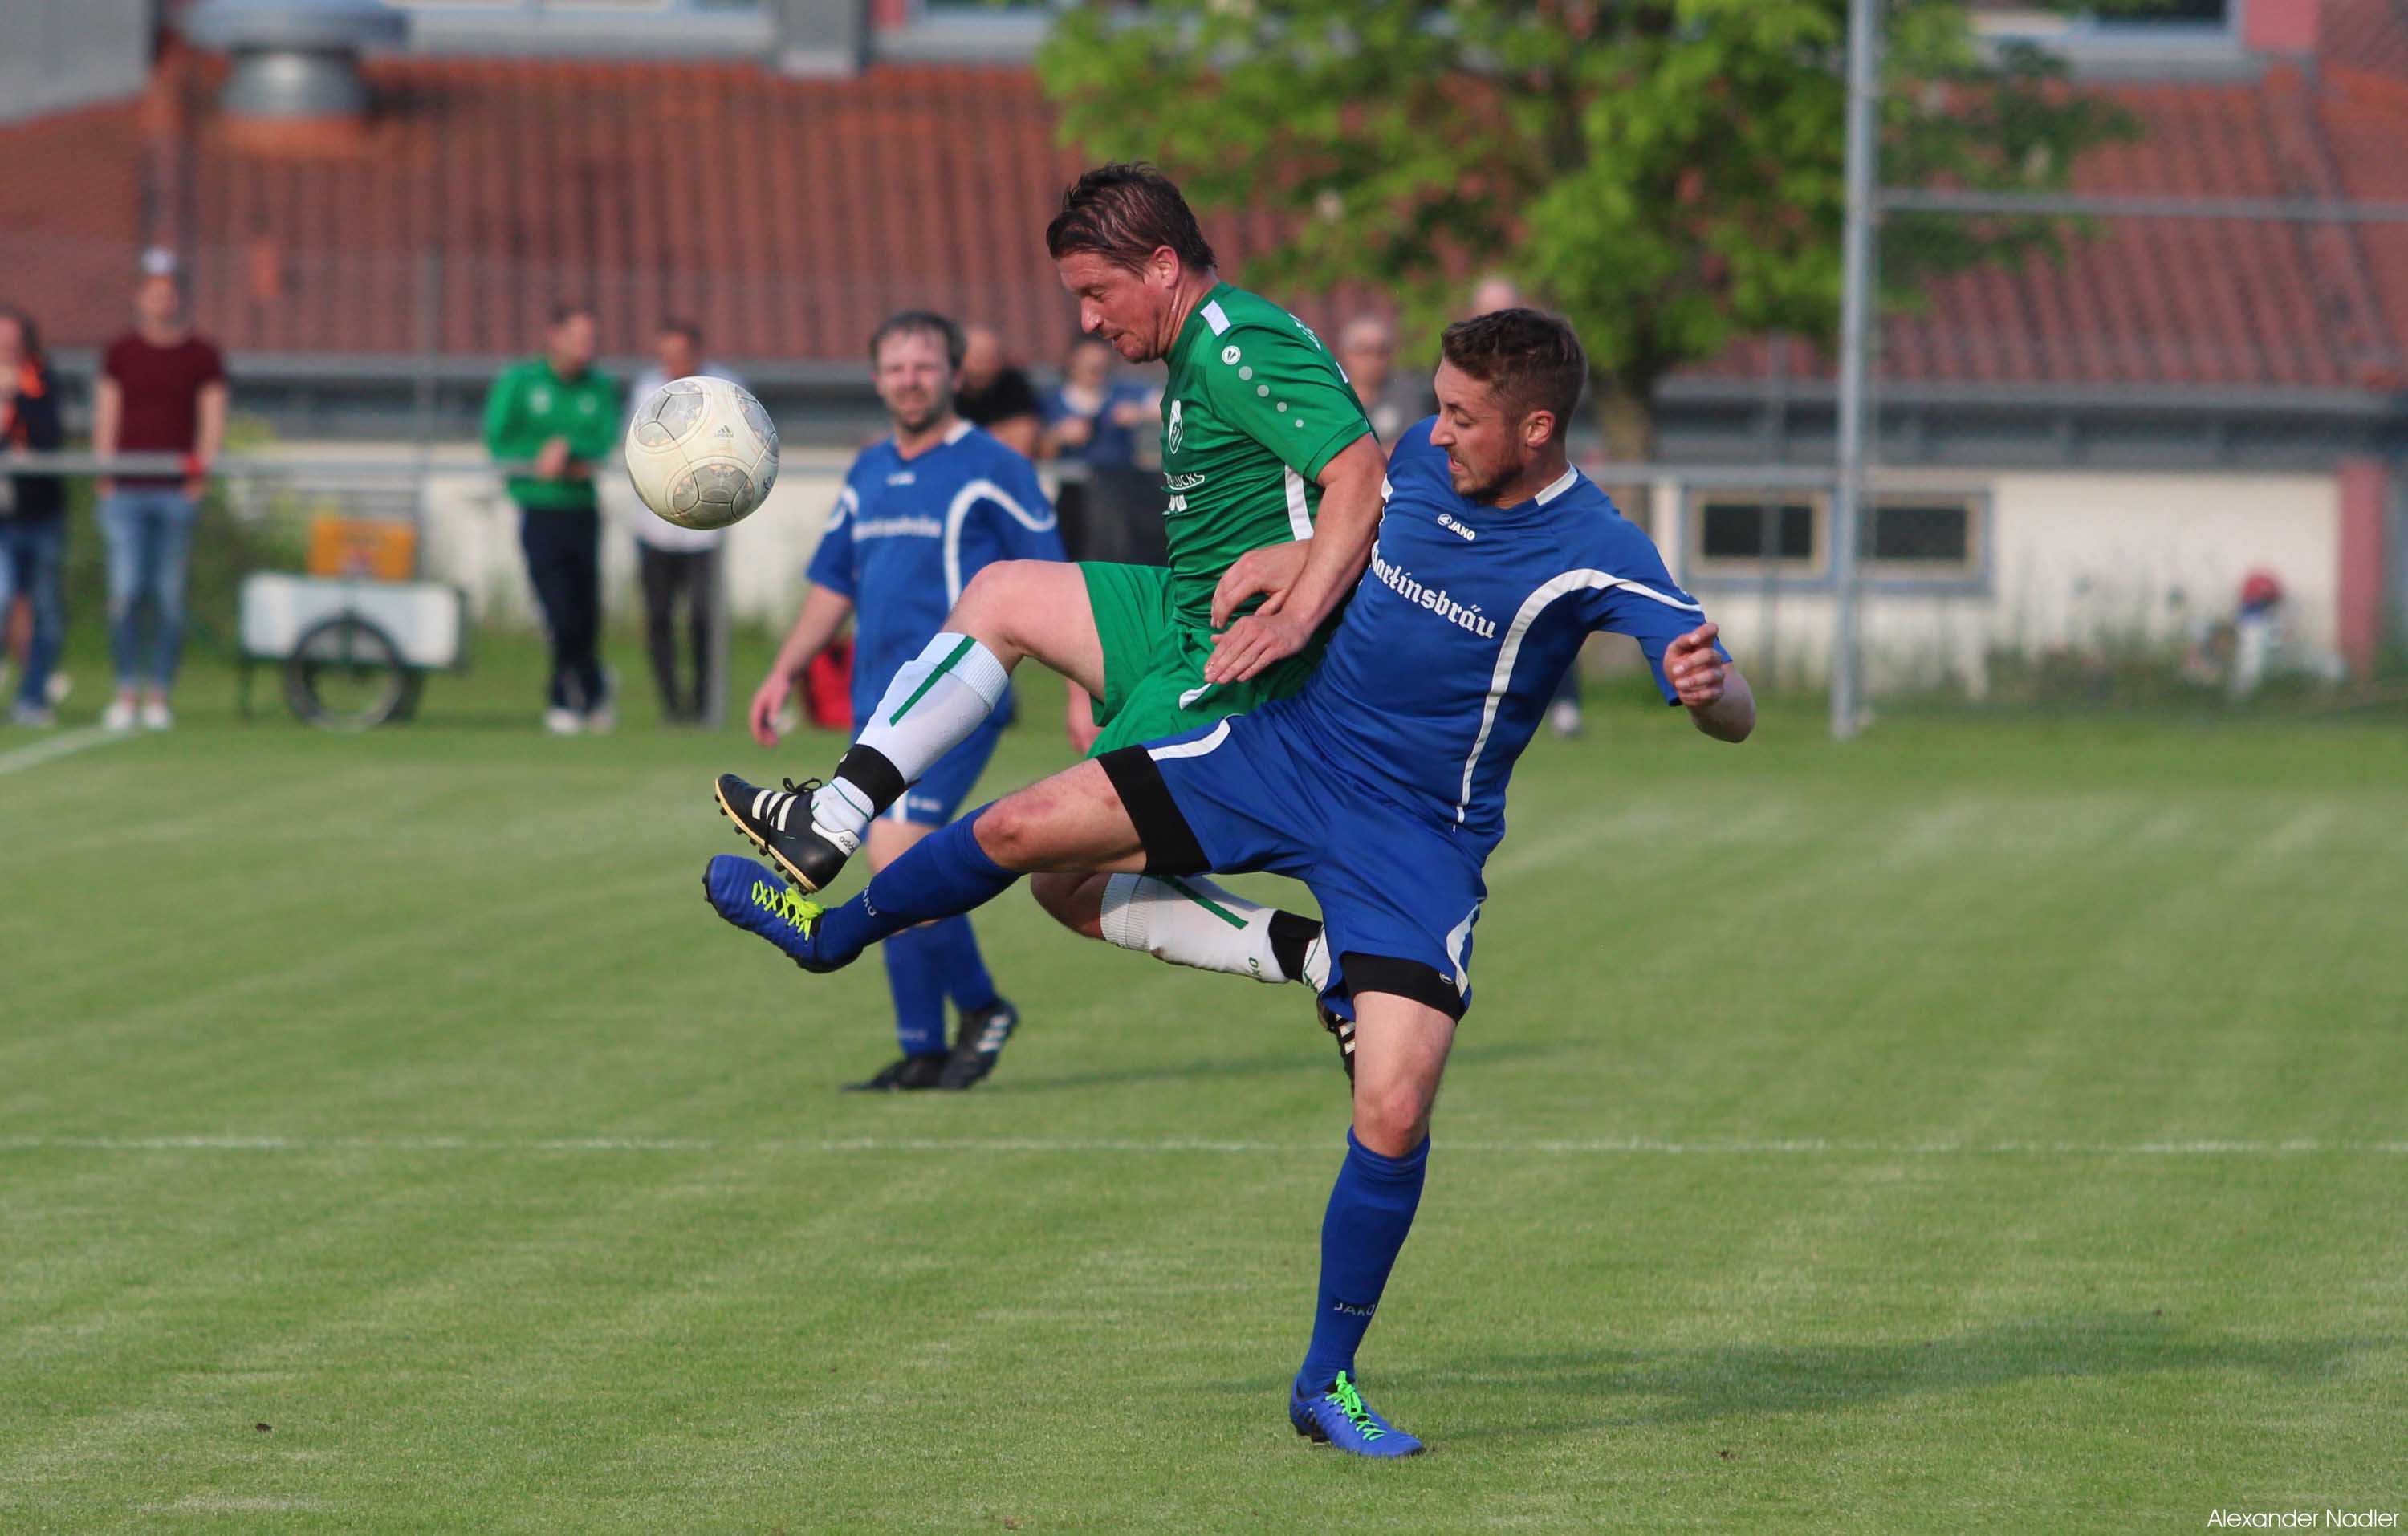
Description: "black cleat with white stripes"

(1320, 1000), (1356, 1083)
(714, 773), (856, 894)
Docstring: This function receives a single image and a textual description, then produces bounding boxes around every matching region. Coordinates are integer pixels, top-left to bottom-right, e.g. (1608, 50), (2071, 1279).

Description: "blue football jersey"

(807, 421), (1064, 723)
(1279, 418), (1719, 859)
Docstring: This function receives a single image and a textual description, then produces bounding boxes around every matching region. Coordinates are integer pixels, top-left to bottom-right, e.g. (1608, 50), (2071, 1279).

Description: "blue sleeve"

(805, 482), (860, 599)
(988, 456), (1065, 563)
(1583, 522), (1725, 704)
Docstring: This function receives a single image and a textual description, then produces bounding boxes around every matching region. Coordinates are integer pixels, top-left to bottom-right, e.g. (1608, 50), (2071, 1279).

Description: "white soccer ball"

(624, 375), (780, 530)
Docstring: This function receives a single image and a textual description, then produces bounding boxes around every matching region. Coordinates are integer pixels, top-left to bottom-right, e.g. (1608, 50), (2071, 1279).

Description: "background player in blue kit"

(706, 308), (1755, 1450)
(736, 311), (1065, 1091)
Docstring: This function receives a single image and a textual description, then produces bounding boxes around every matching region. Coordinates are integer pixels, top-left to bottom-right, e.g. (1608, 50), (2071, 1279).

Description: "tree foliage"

(1038, 1), (2136, 454)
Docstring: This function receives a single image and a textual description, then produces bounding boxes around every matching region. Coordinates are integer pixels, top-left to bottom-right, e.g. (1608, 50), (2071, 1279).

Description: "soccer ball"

(624, 375), (780, 530)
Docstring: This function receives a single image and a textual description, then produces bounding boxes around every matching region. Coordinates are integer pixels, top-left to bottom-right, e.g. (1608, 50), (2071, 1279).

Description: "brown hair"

(1045, 162), (1217, 276)
(868, 310), (965, 371)
(0, 305), (43, 364)
(1439, 308), (1586, 439)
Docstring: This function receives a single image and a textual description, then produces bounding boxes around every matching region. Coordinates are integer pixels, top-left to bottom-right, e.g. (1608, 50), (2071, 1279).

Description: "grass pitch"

(3, 648), (2403, 1533)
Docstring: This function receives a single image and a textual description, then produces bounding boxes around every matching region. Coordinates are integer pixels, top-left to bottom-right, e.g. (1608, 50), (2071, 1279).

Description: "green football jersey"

(1155, 283), (1373, 628)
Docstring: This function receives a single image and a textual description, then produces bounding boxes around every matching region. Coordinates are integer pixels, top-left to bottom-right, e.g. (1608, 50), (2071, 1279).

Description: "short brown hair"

(869, 309), (965, 371)
(1045, 162), (1217, 276)
(1439, 308), (1586, 440)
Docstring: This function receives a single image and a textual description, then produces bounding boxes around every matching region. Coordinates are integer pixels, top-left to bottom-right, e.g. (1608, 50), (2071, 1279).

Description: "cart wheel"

(284, 615), (410, 732)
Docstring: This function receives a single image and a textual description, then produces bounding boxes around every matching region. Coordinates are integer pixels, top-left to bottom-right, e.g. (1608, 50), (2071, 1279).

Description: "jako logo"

(1329, 1300), (1377, 1318)
(1438, 513), (1477, 542)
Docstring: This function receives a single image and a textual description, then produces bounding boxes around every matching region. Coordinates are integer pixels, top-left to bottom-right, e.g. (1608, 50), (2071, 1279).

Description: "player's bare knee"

(1352, 1084), (1434, 1158)
(972, 794), (1046, 869)
(950, 561), (1039, 646)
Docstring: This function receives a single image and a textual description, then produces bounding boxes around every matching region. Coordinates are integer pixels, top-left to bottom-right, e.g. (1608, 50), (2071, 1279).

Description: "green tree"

(1038, 1), (2134, 458)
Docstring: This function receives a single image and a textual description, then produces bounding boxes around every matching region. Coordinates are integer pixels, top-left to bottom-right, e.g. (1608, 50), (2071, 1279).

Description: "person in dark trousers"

(91, 250), (227, 733)
(954, 325), (1043, 459)
(484, 304), (621, 734)
(624, 319), (734, 725)
(1, 307), (67, 728)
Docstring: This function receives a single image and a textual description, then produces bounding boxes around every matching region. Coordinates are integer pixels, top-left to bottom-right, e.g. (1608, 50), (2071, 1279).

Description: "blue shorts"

(1097, 705), (1485, 1022)
(890, 716), (1005, 827)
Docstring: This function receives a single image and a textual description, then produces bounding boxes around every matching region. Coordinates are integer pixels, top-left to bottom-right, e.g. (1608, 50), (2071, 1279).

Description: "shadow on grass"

(995, 1038), (1568, 1095)
(1422, 1315), (2383, 1441)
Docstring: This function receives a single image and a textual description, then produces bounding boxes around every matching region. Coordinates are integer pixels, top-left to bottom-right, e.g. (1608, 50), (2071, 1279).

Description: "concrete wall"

(1657, 469), (2345, 693)
(240, 442), (856, 630)
(242, 446), (2354, 693)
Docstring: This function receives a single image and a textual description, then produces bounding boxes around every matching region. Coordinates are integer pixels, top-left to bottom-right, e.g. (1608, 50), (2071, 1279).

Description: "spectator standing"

(953, 324), (1043, 459)
(1042, 335), (1153, 469)
(1336, 315), (1422, 445)
(91, 250), (226, 732)
(1, 307), (67, 727)
(1043, 335), (1160, 563)
(483, 304), (621, 734)
(625, 319), (735, 725)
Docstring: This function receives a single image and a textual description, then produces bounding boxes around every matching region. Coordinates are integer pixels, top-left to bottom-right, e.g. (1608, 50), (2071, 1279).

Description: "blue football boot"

(704, 855), (844, 972)
(1290, 1371), (1425, 1457)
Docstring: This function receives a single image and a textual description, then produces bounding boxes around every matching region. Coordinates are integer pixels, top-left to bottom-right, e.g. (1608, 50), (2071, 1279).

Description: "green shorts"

(1080, 561), (1324, 758)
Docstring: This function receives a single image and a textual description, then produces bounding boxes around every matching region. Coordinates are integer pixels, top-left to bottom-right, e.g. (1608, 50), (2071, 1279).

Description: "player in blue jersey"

(703, 309), (1755, 1451)
(734, 311), (1065, 1091)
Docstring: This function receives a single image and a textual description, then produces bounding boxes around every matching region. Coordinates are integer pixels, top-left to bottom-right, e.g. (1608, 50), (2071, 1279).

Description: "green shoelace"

(1324, 1373), (1383, 1440)
(750, 879), (821, 935)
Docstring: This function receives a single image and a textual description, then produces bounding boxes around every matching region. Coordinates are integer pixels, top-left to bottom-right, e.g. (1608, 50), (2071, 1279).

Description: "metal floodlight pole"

(1831, 0), (1881, 741)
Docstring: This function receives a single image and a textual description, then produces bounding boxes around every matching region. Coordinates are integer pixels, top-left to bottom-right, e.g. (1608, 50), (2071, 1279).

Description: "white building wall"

(1659, 469), (2341, 693)
(244, 449), (2343, 696)
(246, 442), (865, 628)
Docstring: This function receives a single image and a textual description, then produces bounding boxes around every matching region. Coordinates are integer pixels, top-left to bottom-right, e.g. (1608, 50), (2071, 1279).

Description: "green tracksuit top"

(482, 357), (622, 511)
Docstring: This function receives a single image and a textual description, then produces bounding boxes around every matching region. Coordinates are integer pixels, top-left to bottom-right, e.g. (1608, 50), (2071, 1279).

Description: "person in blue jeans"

(91, 254), (228, 731)
(1, 307), (68, 727)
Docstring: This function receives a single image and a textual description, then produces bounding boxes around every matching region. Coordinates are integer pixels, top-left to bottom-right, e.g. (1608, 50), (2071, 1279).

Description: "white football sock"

(1100, 873), (1316, 985)
(810, 632), (1010, 844)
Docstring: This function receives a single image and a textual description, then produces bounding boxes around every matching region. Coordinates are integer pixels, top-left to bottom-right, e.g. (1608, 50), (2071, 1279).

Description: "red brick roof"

(5, 12), (2405, 396)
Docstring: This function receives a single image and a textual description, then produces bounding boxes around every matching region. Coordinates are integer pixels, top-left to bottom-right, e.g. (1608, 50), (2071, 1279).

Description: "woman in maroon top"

(92, 255), (227, 732)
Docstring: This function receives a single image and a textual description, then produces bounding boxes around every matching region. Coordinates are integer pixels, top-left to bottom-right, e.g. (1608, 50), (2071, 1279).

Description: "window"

(1684, 488), (1986, 587)
(2097, 0), (2228, 24)
(1691, 496), (1823, 577)
(1972, 0), (2239, 53)
(1863, 502), (1967, 563)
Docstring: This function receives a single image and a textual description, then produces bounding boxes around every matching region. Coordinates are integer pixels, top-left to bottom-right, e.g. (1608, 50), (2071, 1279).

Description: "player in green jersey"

(714, 164), (1387, 1046)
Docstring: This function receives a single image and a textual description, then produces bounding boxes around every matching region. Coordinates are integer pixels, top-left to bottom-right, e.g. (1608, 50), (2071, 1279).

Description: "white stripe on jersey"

(1148, 719), (1232, 762)
(1454, 569), (1704, 823)
(825, 484), (859, 532)
(941, 478), (1058, 607)
(1282, 467), (1312, 542)
(1202, 301), (1231, 335)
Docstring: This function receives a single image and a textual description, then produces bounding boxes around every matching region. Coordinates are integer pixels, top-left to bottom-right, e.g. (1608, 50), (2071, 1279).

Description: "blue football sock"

(1296, 1131), (1429, 1396)
(925, 915), (1000, 1015)
(881, 924), (949, 1057)
(815, 807), (1021, 964)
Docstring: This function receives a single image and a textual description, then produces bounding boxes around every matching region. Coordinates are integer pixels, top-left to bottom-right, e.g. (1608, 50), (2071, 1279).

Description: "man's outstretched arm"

(1664, 621), (1754, 742)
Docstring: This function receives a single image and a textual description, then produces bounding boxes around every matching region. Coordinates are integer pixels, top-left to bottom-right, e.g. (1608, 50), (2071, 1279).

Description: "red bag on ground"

(804, 639), (853, 732)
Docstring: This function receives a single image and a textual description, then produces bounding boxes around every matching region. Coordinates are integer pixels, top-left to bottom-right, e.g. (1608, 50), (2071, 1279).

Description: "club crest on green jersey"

(1166, 399), (1185, 455)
